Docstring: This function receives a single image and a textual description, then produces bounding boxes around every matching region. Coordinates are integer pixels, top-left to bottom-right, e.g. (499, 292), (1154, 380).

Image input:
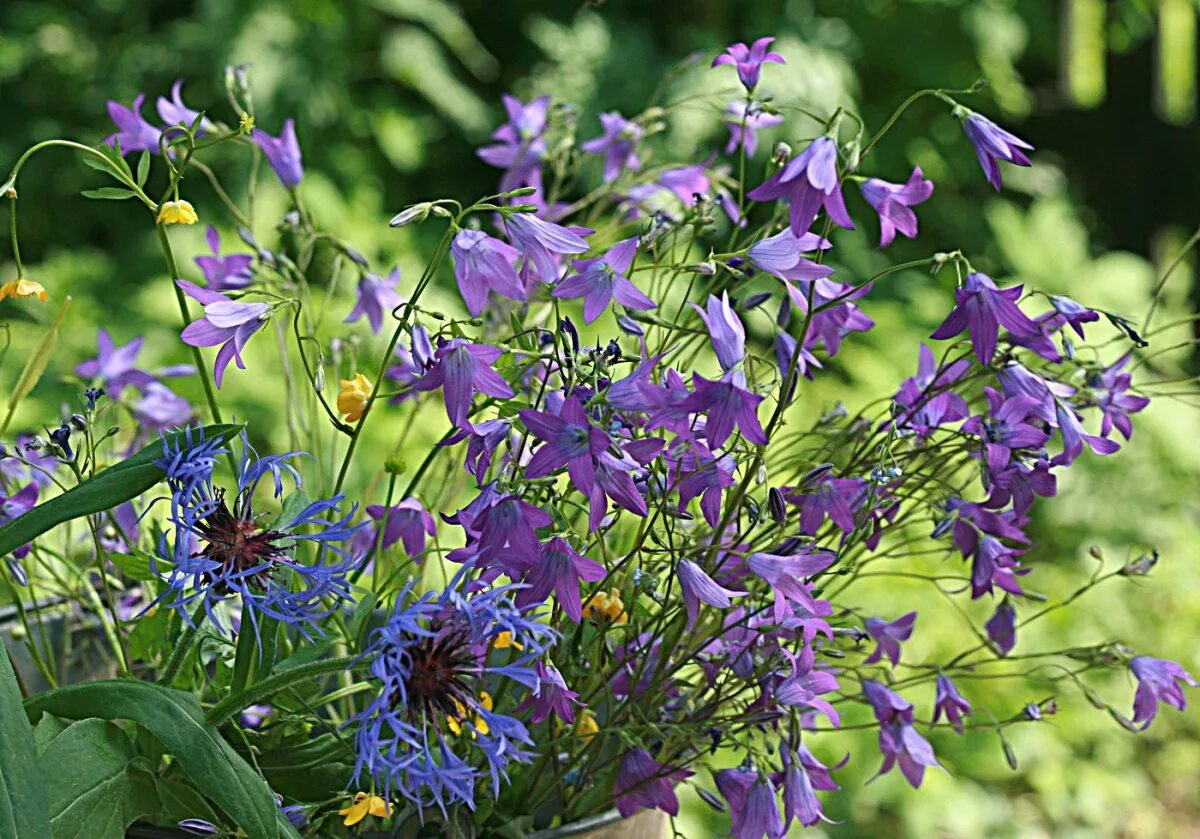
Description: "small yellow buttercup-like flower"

(493, 630), (524, 651)
(337, 373), (373, 422)
(582, 588), (628, 624)
(338, 792), (394, 826)
(575, 708), (600, 743)
(0, 278), (47, 302)
(447, 691), (493, 737)
(156, 199), (198, 225)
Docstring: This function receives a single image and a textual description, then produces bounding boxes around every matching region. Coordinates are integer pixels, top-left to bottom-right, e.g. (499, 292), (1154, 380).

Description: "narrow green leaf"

(7, 295), (70, 413)
(25, 680), (278, 839)
(106, 550), (163, 581)
(0, 423), (243, 559)
(81, 187), (137, 200)
(136, 152), (150, 187)
(0, 647), (51, 837)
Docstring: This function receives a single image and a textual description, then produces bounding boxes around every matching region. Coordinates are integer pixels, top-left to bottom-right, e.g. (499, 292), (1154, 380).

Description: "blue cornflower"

(151, 428), (363, 637)
(351, 574), (556, 816)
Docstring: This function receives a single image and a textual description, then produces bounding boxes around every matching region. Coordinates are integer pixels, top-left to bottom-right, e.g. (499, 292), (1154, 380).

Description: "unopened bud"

(842, 139), (861, 173)
(389, 203), (431, 228)
(4, 187), (16, 200)
(772, 141), (792, 166)
(686, 261), (716, 276)
(384, 454), (406, 476)
(1088, 545), (1103, 560)
(502, 186), (539, 198)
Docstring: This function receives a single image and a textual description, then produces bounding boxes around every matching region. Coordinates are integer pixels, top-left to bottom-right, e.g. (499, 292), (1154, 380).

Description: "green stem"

(158, 604), (207, 686)
(206, 653), (371, 725)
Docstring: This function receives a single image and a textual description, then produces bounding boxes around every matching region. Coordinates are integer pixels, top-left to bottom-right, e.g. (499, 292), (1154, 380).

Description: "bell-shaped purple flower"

(450, 229), (526, 316)
(516, 537), (605, 623)
(691, 292), (746, 372)
(519, 396), (610, 489)
(859, 167), (934, 248)
(526, 662), (581, 724)
(678, 559), (745, 628)
(252, 119), (303, 188)
(505, 213), (590, 285)
(613, 749), (692, 818)
(747, 229), (833, 284)
(779, 744), (840, 829)
(176, 281), (269, 387)
(366, 497), (436, 559)
(477, 94), (550, 195)
(674, 371), (767, 449)
(723, 100), (784, 157)
(414, 339), (515, 432)
(932, 674), (972, 734)
(714, 768), (784, 839)
(1130, 656), (1197, 729)
(194, 226), (253, 291)
(747, 549), (835, 621)
(985, 600), (1016, 655)
(156, 80), (210, 135)
(747, 136), (854, 236)
(957, 108), (1034, 190)
(345, 267), (404, 334)
(930, 272), (1040, 364)
(581, 111), (643, 182)
(106, 94), (163, 155)
(711, 37), (786, 91)
(864, 612), (917, 666)
(1094, 355), (1149, 441)
(553, 236), (654, 324)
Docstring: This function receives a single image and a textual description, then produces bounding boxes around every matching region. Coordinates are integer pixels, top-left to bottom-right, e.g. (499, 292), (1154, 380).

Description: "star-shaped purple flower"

(581, 111), (643, 182)
(859, 166), (934, 248)
(711, 36), (786, 91)
(930, 272), (1040, 364)
(414, 339), (515, 432)
(552, 236), (654, 324)
(864, 612), (917, 666)
(747, 136), (854, 235)
(345, 267), (404, 334)
(450, 229), (526, 316)
(194, 226), (253, 291)
(176, 281), (269, 387)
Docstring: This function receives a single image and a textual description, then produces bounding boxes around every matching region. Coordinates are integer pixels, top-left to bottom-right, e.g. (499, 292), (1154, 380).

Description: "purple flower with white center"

(345, 267), (404, 334)
(1093, 355), (1149, 440)
(613, 749), (692, 818)
(366, 497), (436, 559)
(477, 94), (550, 195)
(747, 549), (835, 621)
(985, 600), (1016, 655)
(352, 575), (556, 813)
(714, 768), (784, 839)
(930, 272), (1040, 364)
(150, 429), (364, 637)
(526, 662), (581, 724)
(675, 371), (766, 449)
(504, 213), (590, 285)
(779, 744), (840, 829)
(194, 226), (253, 291)
(678, 559), (745, 628)
(156, 80), (210, 135)
(252, 119), (303, 189)
(859, 167), (934, 248)
(414, 339), (514, 432)
(581, 111), (643, 182)
(932, 674), (971, 734)
(692, 292), (746, 372)
(956, 108), (1034, 191)
(450, 229), (526, 316)
(176, 281), (269, 387)
(105, 93), (163, 154)
(711, 37), (786, 91)
(723, 100), (783, 157)
(519, 395), (610, 489)
(747, 229), (834, 285)
(747, 136), (854, 235)
(552, 236), (654, 324)
(1129, 656), (1197, 729)
(515, 537), (605, 623)
(864, 612), (917, 666)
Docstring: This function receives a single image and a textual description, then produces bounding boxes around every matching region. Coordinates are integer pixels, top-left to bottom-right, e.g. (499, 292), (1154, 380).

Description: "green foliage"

(0, 642), (50, 837)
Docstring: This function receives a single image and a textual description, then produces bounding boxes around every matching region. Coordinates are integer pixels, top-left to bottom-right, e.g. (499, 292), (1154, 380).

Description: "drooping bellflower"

(613, 749), (692, 818)
(450, 230), (526, 316)
(1129, 656), (1196, 729)
(252, 119), (304, 188)
(864, 612), (917, 666)
(747, 137), (854, 235)
(581, 112), (643, 182)
(956, 107), (1034, 191)
(859, 167), (934, 248)
(345, 267), (404, 334)
(106, 94), (163, 154)
(176, 281), (269, 387)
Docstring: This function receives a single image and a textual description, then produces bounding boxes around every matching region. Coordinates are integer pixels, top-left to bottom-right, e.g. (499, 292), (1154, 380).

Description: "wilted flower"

(0, 278), (47, 302)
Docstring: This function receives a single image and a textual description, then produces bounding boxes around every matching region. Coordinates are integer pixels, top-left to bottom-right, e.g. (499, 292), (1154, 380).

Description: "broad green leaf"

(0, 423), (243, 559)
(0, 642), (51, 837)
(25, 680), (278, 839)
(38, 718), (140, 839)
(253, 733), (354, 802)
(33, 713), (71, 754)
(106, 550), (164, 581)
(127, 607), (171, 662)
(81, 187), (137, 200)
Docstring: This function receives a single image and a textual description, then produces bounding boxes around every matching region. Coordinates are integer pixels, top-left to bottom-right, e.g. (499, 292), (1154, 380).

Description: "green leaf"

(127, 607), (171, 662)
(274, 490), (312, 532)
(0, 646), (50, 837)
(38, 718), (142, 839)
(25, 680), (278, 839)
(33, 713), (71, 754)
(106, 550), (164, 581)
(80, 187), (137, 200)
(0, 423), (243, 560)
(136, 152), (150, 187)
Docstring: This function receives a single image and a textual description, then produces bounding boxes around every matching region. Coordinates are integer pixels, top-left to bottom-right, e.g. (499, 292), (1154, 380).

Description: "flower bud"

(686, 261), (716, 276)
(768, 487), (787, 525)
(771, 141), (792, 166)
(389, 203), (431, 228)
(384, 454), (406, 476)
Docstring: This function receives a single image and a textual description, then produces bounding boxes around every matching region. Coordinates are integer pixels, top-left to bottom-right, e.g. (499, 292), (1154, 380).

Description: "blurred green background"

(1, 0), (1198, 836)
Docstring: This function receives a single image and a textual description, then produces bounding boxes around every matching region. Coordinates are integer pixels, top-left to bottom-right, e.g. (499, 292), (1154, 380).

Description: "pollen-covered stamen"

(395, 625), (477, 721)
(193, 491), (289, 590)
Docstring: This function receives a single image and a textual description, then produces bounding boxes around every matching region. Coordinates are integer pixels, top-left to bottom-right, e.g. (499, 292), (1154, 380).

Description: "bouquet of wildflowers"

(0, 34), (1193, 839)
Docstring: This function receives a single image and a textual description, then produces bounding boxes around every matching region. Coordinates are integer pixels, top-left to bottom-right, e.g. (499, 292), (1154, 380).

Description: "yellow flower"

(582, 589), (628, 624)
(575, 708), (600, 743)
(0, 278), (47, 302)
(447, 691), (493, 737)
(156, 199), (198, 225)
(338, 792), (394, 826)
(493, 630), (523, 651)
(337, 373), (372, 422)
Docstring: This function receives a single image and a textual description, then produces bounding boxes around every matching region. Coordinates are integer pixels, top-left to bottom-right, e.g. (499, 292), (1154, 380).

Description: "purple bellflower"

(859, 167), (934, 248)
(779, 744), (841, 829)
(986, 600), (1017, 655)
(714, 768), (784, 839)
(723, 100), (784, 157)
(581, 112), (643, 182)
(451, 229), (526, 316)
(1, 483), (38, 581)
(957, 108), (1034, 191)
(747, 229), (834, 286)
(505, 213), (590, 285)
(692, 292), (746, 372)
(747, 549), (836, 621)
(932, 674), (972, 734)
(748, 137), (854, 236)
(675, 371), (767, 449)
(106, 94), (163, 154)
(613, 749), (692, 818)
(194, 226), (253, 291)
(930, 272), (1040, 364)
(526, 661), (581, 724)
(515, 537), (605, 623)
(552, 236), (654, 323)
(156, 80), (210, 135)
(678, 559), (746, 628)
(519, 396), (610, 488)
(711, 37), (786, 91)
(252, 119), (303, 188)
(76, 328), (191, 395)
(477, 94), (550, 195)
(414, 339), (514, 432)
(176, 281), (269, 387)
(864, 612), (917, 666)
(863, 680), (939, 788)
(1093, 355), (1149, 441)
(1129, 656), (1197, 729)
(345, 267), (404, 334)
(366, 498), (436, 558)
